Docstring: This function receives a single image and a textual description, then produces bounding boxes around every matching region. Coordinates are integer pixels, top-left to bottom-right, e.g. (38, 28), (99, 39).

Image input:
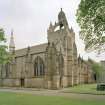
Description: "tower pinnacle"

(9, 29), (15, 53)
(61, 8), (62, 11)
(58, 8), (68, 29)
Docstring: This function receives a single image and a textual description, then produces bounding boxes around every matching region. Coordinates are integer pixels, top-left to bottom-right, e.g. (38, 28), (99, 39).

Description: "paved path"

(0, 88), (105, 101)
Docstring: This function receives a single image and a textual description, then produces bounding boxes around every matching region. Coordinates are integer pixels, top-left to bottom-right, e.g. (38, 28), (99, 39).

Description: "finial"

(71, 27), (74, 32)
(11, 29), (14, 37)
(50, 21), (52, 26)
(55, 21), (56, 25)
(27, 46), (30, 51)
(26, 46), (30, 55)
(48, 42), (50, 46)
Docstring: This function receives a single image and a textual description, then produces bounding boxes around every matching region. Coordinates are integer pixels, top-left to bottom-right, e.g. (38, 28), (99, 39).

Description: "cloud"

(0, 0), (104, 61)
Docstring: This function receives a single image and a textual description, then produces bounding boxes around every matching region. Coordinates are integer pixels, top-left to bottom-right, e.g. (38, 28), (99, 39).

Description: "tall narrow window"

(34, 56), (45, 77)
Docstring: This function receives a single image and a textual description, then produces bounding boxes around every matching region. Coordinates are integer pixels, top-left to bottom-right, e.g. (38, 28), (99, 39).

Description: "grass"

(66, 84), (105, 95)
(0, 91), (105, 105)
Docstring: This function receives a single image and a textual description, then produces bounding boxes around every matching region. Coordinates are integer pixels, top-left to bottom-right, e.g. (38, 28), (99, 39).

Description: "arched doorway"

(20, 78), (24, 87)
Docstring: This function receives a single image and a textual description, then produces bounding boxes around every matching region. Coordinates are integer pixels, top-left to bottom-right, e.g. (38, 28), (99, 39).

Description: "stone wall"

(0, 79), (20, 87)
(24, 78), (45, 88)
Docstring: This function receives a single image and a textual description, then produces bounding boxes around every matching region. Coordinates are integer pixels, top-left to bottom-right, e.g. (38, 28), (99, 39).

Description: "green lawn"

(67, 84), (105, 95)
(0, 92), (105, 105)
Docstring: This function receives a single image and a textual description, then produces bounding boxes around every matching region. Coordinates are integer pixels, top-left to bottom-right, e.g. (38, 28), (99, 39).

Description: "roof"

(15, 43), (48, 57)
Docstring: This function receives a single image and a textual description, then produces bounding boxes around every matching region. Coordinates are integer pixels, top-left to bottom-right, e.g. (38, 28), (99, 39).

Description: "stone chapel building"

(0, 9), (94, 89)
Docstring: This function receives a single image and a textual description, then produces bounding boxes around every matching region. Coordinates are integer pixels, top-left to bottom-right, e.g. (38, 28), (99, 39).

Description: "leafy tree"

(0, 28), (9, 64)
(91, 62), (105, 83)
(88, 59), (104, 77)
(76, 0), (105, 52)
(92, 62), (104, 75)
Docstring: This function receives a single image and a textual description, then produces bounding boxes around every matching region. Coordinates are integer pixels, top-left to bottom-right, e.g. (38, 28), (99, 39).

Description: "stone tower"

(46, 8), (78, 89)
(9, 30), (16, 79)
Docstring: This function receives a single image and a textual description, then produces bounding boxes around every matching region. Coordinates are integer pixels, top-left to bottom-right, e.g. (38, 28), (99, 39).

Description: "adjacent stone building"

(0, 9), (94, 89)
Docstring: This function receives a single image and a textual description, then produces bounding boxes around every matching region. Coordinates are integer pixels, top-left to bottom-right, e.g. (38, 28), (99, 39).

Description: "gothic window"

(34, 56), (45, 77)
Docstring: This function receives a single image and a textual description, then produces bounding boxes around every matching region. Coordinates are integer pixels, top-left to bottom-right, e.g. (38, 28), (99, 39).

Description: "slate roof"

(15, 43), (48, 57)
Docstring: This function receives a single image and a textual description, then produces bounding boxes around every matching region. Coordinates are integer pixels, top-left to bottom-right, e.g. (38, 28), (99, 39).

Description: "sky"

(0, 0), (104, 61)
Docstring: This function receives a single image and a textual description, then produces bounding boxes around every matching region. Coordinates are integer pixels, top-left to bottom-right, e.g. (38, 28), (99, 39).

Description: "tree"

(92, 62), (104, 75)
(76, 0), (105, 52)
(0, 28), (9, 64)
(88, 59), (104, 81)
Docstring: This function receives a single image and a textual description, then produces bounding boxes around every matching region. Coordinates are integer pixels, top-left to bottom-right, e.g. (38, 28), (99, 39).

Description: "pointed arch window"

(34, 56), (45, 77)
